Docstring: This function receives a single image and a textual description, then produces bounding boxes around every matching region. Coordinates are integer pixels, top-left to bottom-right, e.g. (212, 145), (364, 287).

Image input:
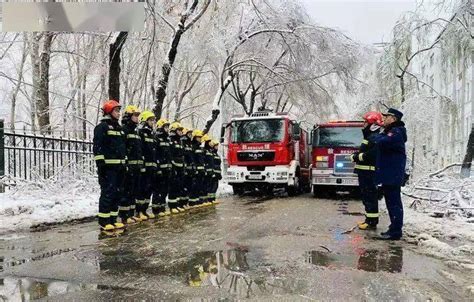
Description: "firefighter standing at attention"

(154, 119), (172, 216)
(209, 140), (222, 204)
(191, 130), (205, 207)
(137, 111), (157, 220)
(93, 100), (127, 231)
(351, 111), (383, 230)
(168, 122), (186, 213)
(120, 105), (144, 224)
(182, 128), (195, 209)
(202, 135), (214, 206)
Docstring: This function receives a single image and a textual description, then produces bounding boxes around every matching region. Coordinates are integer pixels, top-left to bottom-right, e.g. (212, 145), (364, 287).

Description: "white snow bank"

(399, 167), (474, 265)
(0, 174), (233, 233)
(0, 172), (99, 233)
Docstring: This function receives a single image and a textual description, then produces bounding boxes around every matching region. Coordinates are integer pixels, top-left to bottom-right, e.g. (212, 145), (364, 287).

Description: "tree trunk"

(108, 31), (128, 102)
(399, 75), (406, 103)
(10, 36), (28, 130)
(30, 33), (41, 133)
(153, 27), (185, 118)
(82, 74), (87, 140)
(37, 32), (54, 134)
(461, 124), (474, 178)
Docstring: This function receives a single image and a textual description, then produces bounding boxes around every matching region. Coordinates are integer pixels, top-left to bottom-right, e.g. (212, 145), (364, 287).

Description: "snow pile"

(0, 171), (99, 233)
(403, 167), (473, 220)
(400, 166), (474, 265)
(0, 173), (233, 233)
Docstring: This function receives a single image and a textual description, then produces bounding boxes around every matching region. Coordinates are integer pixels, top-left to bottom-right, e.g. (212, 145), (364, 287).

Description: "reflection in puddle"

(306, 246), (403, 273)
(0, 277), (95, 301)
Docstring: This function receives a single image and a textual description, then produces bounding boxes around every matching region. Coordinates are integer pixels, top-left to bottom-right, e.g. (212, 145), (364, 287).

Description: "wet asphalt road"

(0, 194), (473, 301)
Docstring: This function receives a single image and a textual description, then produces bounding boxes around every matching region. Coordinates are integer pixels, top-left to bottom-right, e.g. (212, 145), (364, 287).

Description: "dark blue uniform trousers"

(382, 185), (403, 237)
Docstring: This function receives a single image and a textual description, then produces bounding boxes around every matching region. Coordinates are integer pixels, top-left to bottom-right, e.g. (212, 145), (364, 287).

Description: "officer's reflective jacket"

(93, 116), (126, 165)
(353, 126), (379, 173)
(138, 125), (157, 169)
(121, 119), (143, 165)
(155, 130), (171, 172)
(169, 133), (184, 169)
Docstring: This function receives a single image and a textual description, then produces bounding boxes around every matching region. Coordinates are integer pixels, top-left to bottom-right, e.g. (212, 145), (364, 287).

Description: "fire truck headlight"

(316, 156), (329, 162)
(336, 162), (344, 168)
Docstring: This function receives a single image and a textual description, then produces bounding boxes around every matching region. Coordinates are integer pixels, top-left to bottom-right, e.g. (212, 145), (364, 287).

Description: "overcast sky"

(301, 0), (417, 44)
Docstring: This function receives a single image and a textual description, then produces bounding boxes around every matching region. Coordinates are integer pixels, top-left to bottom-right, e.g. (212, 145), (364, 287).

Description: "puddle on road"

(305, 245), (404, 273)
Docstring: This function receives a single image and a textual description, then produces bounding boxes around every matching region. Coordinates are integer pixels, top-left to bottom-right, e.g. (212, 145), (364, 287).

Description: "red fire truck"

(224, 111), (311, 196)
(311, 121), (364, 196)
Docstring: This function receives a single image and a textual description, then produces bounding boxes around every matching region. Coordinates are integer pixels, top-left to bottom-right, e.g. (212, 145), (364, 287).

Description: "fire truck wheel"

(287, 175), (300, 197)
(232, 185), (245, 196)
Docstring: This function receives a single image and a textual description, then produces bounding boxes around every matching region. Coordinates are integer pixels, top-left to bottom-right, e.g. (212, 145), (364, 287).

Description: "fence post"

(0, 119), (5, 193)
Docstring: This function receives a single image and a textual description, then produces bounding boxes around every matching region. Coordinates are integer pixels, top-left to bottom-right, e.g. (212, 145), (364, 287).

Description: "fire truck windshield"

(231, 119), (285, 143)
(313, 127), (362, 147)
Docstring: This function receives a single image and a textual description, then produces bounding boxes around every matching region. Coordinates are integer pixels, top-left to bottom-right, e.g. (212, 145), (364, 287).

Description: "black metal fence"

(0, 119), (94, 188)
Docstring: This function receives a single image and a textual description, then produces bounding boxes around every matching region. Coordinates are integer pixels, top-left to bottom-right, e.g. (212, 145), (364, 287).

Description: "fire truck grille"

(334, 154), (355, 174)
(237, 151), (275, 162)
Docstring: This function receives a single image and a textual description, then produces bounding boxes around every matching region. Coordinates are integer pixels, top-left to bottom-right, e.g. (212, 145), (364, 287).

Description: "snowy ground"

(0, 168), (473, 271)
(0, 173), (234, 234)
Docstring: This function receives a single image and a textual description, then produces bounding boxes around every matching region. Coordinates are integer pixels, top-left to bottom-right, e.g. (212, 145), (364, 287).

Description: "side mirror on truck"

(292, 123), (301, 141)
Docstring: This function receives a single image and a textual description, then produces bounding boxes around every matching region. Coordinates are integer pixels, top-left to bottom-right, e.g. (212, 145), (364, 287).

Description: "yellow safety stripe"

(104, 159), (126, 164)
(107, 130), (122, 136)
(213, 170), (221, 173)
(197, 166), (205, 170)
(160, 142), (169, 146)
(130, 205), (136, 210)
(98, 212), (110, 218)
(186, 166), (194, 170)
(172, 161), (184, 167)
(151, 204), (161, 208)
(354, 164), (375, 171)
(195, 150), (203, 154)
(127, 134), (140, 139)
(214, 157), (220, 160)
(94, 155), (105, 161)
(160, 164), (171, 168)
(168, 199), (178, 203)
(366, 213), (379, 218)
(118, 206), (130, 211)
(144, 138), (155, 143)
(145, 162), (157, 167)
(110, 211), (118, 216)
(358, 153), (364, 162)
(361, 139), (369, 145)
(140, 168), (146, 172)
(127, 160), (144, 165)
(206, 169), (213, 172)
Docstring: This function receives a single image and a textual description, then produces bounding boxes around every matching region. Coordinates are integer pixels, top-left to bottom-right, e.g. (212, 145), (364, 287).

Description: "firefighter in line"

(202, 135), (215, 206)
(168, 122), (186, 213)
(209, 140), (222, 204)
(137, 111), (158, 220)
(119, 105), (144, 224)
(191, 130), (205, 207)
(351, 111), (383, 230)
(182, 128), (195, 209)
(93, 100), (127, 231)
(154, 119), (172, 217)
(373, 108), (407, 240)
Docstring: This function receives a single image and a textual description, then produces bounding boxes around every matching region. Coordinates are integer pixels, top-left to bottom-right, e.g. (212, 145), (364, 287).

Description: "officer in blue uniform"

(373, 108), (407, 240)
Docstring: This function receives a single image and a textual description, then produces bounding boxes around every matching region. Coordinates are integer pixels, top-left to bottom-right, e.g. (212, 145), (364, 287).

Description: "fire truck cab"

(224, 111), (311, 196)
(311, 121), (364, 196)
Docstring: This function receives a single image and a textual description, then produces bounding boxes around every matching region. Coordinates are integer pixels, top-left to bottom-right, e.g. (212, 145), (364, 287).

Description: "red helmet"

(102, 100), (121, 115)
(363, 111), (383, 126)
